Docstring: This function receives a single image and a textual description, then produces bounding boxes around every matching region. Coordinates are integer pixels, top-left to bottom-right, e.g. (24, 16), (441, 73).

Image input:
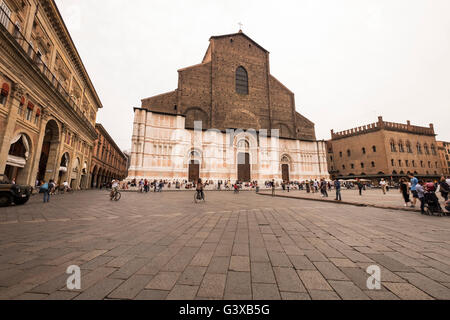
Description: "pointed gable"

(209, 31), (270, 54)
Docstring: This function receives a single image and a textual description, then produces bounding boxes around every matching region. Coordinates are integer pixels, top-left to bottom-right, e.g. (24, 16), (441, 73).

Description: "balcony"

(0, 7), (96, 134)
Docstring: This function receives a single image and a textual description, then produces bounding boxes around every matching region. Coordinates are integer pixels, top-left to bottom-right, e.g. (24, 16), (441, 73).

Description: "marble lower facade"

(127, 109), (329, 183)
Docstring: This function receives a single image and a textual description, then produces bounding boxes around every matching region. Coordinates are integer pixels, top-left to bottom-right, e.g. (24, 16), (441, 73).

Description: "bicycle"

(110, 189), (121, 201)
(60, 186), (74, 194)
(194, 190), (205, 203)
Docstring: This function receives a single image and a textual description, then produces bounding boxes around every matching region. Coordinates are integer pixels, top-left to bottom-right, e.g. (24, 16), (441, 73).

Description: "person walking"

(357, 179), (364, 196)
(399, 178), (411, 207)
(320, 179), (328, 197)
(380, 179), (387, 195)
(271, 179), (276, 197)
(334, 179), (342, 201)
(40, 180), (50, 203)
(439, 176), (449, 201)
(408, 174), (419, 208)
(416, 180), (426, 214)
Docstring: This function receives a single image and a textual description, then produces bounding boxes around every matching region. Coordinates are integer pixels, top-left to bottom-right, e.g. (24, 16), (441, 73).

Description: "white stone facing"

(127, 108), (329, 182)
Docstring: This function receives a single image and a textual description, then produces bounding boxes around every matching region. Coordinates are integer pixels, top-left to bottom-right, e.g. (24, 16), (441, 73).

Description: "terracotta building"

(327, 117), (442, 181)
(437, 141), (450, 176)
(128, 31), (329, 183)
(0, 0), (102, 189)
(90, 124), (128, 188)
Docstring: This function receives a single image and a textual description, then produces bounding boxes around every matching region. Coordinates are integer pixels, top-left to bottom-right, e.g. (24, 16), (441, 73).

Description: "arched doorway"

(96, 168), (103, 188)
(281, 155), (291, 182)
(188, 150), (201, 182)
(91, 165), (98, 188)
(4, 133), (32, 184)
(58, 152), (70, 185)
(37, 120), (60, 182)
(237, 140), (251, 182)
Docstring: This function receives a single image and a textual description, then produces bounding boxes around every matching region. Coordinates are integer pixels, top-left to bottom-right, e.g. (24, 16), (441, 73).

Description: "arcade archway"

(37, 120), (60, 182)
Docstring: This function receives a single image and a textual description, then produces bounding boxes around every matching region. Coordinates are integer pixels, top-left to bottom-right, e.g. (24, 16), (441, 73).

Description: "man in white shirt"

(380, 179), (387, 194)
(63, 181), (69, 191)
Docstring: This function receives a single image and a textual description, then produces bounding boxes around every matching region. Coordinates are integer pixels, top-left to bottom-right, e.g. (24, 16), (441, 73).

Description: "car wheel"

(14, 197), (29, 206)
(0, 193), (12, 207)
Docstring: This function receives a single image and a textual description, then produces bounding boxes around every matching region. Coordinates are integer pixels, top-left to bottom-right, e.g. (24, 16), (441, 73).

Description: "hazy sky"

(55, 0), (450, 150)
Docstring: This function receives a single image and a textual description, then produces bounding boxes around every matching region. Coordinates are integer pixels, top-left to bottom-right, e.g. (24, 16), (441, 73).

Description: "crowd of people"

(33, 173), (450, 212)
(399, 174), (450, 214)
(36, 179), (72, 203)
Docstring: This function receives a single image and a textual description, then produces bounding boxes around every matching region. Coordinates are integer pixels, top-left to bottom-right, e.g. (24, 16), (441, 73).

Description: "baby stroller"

(423, 183), (443, 217)
(445, 200), (450, 215)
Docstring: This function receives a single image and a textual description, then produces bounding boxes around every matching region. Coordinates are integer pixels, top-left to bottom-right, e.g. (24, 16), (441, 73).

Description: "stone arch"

(273, 123), (293, 139)
(37, 119), (61, 182)
(184, 107), (209, 129)
(280, 154), (292, 182)
(5, 132), (33, 184)
(225, 109), (260, 131)
(91, 165), (98, 188)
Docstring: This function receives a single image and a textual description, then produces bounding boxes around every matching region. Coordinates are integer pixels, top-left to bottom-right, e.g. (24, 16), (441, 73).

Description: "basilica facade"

(128, 31), (329, 183)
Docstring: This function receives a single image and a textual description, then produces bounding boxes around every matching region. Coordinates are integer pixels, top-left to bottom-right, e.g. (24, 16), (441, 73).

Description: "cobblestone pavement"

(0, 190), (449, 300)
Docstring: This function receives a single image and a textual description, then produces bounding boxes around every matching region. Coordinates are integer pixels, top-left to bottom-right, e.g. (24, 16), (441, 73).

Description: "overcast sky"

(55, 0), (450, 150)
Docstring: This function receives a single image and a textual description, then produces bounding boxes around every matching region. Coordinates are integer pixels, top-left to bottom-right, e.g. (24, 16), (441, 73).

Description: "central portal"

(237, 152), (251, 182)
(188, 160), (200, 182)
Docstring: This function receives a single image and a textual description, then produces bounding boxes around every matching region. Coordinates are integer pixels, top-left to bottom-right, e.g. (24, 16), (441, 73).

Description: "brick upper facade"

(141, 31), (316, 141)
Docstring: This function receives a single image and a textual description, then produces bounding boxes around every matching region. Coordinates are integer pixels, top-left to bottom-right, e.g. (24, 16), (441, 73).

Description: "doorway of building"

(37, 120), (59, 182)
(282, 164), (290, 182)
(189, 160), (200, 182)
(237, 152), (251, 182)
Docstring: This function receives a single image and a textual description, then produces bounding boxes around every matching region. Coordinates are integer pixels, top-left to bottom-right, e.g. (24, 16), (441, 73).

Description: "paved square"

(0, 190), (449, 300)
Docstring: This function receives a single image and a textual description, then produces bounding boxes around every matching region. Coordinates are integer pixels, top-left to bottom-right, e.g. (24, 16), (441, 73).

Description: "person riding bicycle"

(196, 178), (205, 200)
(110, 179), (119, 199)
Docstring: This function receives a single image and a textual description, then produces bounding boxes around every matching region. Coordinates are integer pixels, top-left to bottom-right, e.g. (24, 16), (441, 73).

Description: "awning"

(6, 155), (26, 168)
(10, 134), (30, 160)
(36, 108), (41, 116)
(1, 83), (9, 97)
(27, 102), (34, 110)
(59, 166), (67, 173)
(20, 96), (25, 105)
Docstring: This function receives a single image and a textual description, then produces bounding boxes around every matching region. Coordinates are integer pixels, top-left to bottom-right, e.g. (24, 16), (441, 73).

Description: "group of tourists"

(38, 179), (71, 203)
(399, 174), (450, 213)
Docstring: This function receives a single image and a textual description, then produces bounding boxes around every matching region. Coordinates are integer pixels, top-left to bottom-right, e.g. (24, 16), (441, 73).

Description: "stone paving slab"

(0, 190), (450, 300)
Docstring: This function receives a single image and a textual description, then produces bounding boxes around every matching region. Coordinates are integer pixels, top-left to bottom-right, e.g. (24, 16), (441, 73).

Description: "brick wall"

(140, 32), (317, 140)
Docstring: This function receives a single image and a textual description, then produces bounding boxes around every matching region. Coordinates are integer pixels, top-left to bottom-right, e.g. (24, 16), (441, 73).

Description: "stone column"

(0, 83), (24, 174)
(27, 111), (48, 185)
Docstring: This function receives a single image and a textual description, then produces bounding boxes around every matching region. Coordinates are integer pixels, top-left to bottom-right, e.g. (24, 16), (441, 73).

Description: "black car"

(0, 174), (33, 207)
